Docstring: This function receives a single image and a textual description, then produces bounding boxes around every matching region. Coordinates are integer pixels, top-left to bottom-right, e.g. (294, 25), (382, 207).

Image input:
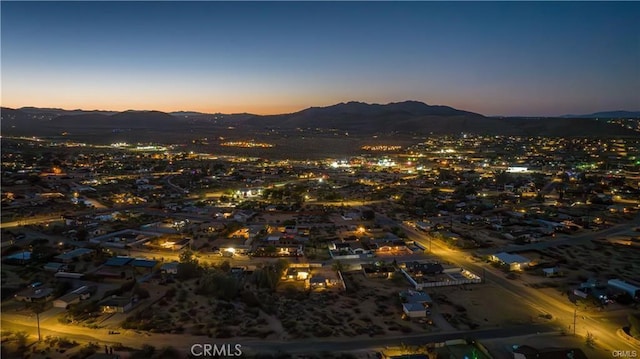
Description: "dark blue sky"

(2, 1), (638, 115)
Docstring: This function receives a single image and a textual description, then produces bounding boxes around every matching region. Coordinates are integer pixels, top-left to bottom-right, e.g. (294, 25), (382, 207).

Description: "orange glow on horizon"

(1, 101), (310, 116)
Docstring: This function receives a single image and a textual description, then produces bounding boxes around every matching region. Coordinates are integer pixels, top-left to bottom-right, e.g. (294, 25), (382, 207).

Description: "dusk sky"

(2, 1), (638, 116)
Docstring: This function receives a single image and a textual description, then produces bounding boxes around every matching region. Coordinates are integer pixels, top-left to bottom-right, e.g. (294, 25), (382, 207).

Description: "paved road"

(1, 204), (149, 229)
(1, 312), (553, 355)
(0, 215), (63, 229)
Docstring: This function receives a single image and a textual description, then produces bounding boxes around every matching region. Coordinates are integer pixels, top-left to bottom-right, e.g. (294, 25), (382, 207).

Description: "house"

(233, 210), (256, 222)
(608, 279), (640, 299)
(490, 252), (531, 271)
(53, 286), (92, 308)
(362, 263), (395, 278)
(104, 256), (133, 267)
(542, 267), (560, 277)
(309, 276), (328, 288)
(376, 239), (408, 253)
(131, 259), (157, 270)
(44, 262), (67, 272)
(283, 267), (310, 281)
(330, 242), (352, 253)
(399, 290), (433, 306)
(3, 251), (31, 265)
(54, 248), (95, 263)
(14, 287), (54, 302)
(100, 296), (135, 313)
(404, 261), (444, 276)
(415, 221), (433, 231)
(400, 290), (433, 318)
(402, 302), (428, 318)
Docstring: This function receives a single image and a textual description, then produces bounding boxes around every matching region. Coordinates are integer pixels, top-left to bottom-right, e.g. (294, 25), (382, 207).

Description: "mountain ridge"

(1, 101), (638, 139)
(560, 110), (640, 119)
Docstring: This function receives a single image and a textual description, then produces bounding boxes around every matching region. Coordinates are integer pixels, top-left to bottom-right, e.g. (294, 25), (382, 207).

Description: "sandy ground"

(514, 240), (640, 297)
(482, 332), (608, 359)
(429, 282), (551, 330)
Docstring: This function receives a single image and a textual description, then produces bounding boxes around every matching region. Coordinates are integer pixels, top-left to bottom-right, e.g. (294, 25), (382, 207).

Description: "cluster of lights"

(361, 145), (402, 151)
(220, 141), (274, 148)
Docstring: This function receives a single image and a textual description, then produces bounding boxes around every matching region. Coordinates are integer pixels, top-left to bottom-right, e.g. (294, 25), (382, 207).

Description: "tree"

(253, 261), (288, 292)
(177, 249), (200, 280)
(197, 269), (239, 300)
(219, 260), (231, 273)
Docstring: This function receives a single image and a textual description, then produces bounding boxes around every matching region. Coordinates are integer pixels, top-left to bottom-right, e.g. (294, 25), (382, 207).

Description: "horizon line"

(2, 102), (639, 118)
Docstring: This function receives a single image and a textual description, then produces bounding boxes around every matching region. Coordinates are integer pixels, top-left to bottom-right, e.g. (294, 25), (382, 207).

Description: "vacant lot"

(430, 282), (549, 330)
(518, 241), (640, 294)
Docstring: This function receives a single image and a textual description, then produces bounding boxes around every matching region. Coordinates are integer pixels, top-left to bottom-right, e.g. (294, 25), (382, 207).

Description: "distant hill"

(2, 102), (638, 140)
(247, 100), (485, 131)
(560, 111), (640, 119)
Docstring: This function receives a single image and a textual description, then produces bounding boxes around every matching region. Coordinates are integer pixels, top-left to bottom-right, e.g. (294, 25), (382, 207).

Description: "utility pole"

(36, 311), (41, 341)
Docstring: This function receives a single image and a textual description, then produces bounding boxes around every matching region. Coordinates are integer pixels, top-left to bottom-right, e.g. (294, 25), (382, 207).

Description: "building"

(53, 286), (92, 308)
(3, 251), (31, 265)
(44, 262), (67, 272)
(400, 290), (433, 318)
(608, 279), (640, 299)
(542, 267), (560, 277)
(14, 287), (54, 302)
(400, 290), (433, 305)
(283, 267), (310, 281)
(403, 261), (444, 276)
(403, 302), (429, 318)
(54, 248), (95, 263)
(490, 252), (531, 271)
(100, 296), (135, 313)
(362, 263), (396, 278)
(309, 276), (328, 289)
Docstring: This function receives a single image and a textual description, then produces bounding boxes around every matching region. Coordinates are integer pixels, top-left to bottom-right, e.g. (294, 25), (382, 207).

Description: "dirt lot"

(113, 269), (435, 341)
(517, 241), (640, 294)
(430, 282), (550, 330)
(274, 271), (436, 339)
(482, 332), (605, 359)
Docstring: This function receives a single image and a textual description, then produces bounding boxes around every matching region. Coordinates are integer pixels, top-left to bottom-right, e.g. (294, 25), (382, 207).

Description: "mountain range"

(1, 101), (638, 140)
(560, 110), (640, 119)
